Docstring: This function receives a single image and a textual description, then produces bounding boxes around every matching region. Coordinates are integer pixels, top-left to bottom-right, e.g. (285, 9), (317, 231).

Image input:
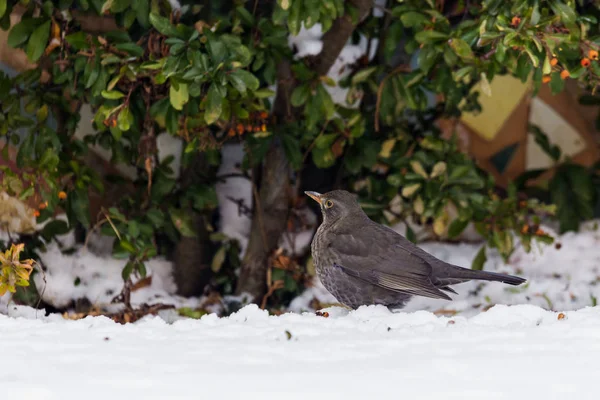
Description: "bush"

(0, 0), (598, 308)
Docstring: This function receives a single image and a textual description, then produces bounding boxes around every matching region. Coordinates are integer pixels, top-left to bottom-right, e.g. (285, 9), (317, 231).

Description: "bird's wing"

(329, 224), (451, 300)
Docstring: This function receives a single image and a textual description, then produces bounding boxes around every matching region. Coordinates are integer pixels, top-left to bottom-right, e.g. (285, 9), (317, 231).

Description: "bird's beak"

(304, 191), (322, 205)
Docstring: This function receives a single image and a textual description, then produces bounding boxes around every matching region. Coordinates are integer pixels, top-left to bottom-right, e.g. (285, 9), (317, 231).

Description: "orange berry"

(236, 123), (244, 134)
(560, 70), (570, 79)
(535, 228), (545, 236)
(550, 58), (558, 66)
(261, 124), (267, 132)
(259, 111), (268, 119)
(58, 191), (67, 200)
(521, 225), (529, 234)
(511, 16), (521, 27)
(39, 202), (48, 210)
(33, 210), (40, 217)
(557, 312), (565, 320)
(589, 50), (599, 60)
(245, 124), (252, 132)
(253, 125), (260, 132)
(581, 58), (591, 67)
(542, 75), (551, 84)
(227, 128), (236, 137)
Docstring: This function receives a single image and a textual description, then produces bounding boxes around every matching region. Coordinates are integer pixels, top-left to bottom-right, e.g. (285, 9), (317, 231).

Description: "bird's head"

(304, 190), (364, 224)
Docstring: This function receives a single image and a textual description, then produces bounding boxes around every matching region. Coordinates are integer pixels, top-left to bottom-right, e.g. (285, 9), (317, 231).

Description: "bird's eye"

(325, 200), (334, 208)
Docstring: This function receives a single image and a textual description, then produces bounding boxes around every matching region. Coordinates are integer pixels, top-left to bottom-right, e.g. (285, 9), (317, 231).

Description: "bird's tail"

(447, 267), (526, 286)
(435, 263), (526, 287)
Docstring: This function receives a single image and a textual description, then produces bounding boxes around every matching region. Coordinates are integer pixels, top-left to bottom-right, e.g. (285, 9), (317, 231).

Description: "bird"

(305, 190), (526, 310)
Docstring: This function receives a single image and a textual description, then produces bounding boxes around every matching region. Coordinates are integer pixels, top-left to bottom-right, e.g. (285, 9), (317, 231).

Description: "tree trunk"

(172, 152), (215, 296)
(235, 142), (290, 299)
(235, 0), (374, 303)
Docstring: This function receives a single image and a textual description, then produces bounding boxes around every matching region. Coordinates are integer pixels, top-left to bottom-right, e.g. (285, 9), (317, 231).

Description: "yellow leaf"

(430, 161), (447, 178)
(433, 217), (447, 236)
(379, 139), (396, 158)
(410, 160), (428, 178)
(401, 183), (421, 198)
(413, 196), (424, 215)
(15, 267), (31, 281)
(480, 73), (492, 97)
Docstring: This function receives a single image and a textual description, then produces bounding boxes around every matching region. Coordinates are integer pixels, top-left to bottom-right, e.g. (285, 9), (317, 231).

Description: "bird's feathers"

(329, 222), (452, 300)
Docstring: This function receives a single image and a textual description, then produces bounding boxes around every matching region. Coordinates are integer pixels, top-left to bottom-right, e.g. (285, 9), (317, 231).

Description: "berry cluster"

(542, 50), (599, 83)
(227, 111), (269, 137)
(32, 191), (67, 218)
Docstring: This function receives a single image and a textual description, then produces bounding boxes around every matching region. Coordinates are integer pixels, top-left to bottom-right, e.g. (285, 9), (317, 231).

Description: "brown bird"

(306, 190), (526, 310)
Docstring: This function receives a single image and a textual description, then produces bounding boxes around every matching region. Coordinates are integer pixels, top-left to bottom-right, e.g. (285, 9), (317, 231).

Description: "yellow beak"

(304, 191), (322, 205)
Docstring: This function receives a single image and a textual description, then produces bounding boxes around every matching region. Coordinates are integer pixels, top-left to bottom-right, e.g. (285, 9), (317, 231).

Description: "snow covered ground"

(1, 221), (600, 399)
(2, 303), (600, 399)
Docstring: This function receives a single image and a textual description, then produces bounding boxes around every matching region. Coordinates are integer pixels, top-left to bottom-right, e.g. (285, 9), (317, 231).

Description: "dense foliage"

(0, 0), (599, 310)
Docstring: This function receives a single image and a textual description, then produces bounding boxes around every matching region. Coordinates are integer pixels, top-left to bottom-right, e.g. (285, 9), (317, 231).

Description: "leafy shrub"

(0, 0), (598, 306)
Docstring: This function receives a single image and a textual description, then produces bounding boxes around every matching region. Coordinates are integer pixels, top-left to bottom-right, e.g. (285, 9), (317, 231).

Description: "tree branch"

(314, 0), (375, 76)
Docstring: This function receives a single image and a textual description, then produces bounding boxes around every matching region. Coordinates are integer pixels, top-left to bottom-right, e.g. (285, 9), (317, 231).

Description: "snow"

(3, 213), (600, 398)
(215, 144), (253, 256)
(1, 303), (600, 399)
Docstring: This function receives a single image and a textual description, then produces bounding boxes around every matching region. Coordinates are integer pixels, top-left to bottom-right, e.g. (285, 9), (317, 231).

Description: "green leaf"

(149, 12), (179, 36)
(471, 246), (487, 271)
(204, 84), (223, 124)
(254, 88), (275, 98)
(406, 225), (417, 243)
(101, 90), (125, 99)
(115, 42), (144, 57)
(211, 246), (227, 273)
(127, 221), (140, 238)
(448, 38), (474, 61)
(26, 20), (51, 62)
(169, 208), (197, 237)
(400, 11), (428, 27)
(549, 0), (576, 27)
(312, 147), (336, 168)
(206, 34), (227, 63)
(550, 164), (596, 233)
(415, 30), (448, 44)
(117, 107), (133, 131)
(7, 19), (37, 48)
(351, 66), (377, 85)
(138, 261), (147, 279)
(287, 0), (301, 35)
(119, 239), (136, 254)
(549, 71), (564, 95)
(447, 218), (469, 239)
(122, 261), (134, 280)
(281, 134), (302, 170)
(169, 81), (189, 110)
(525, 48), (539, 68)
(0, 1), (7, 19)
(18, 186), (35, 201)
(291, 84), (310, 107)
(228, 69), (259, 95)
(67, 190), (90, 228)
(41, 219), (70, 241)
